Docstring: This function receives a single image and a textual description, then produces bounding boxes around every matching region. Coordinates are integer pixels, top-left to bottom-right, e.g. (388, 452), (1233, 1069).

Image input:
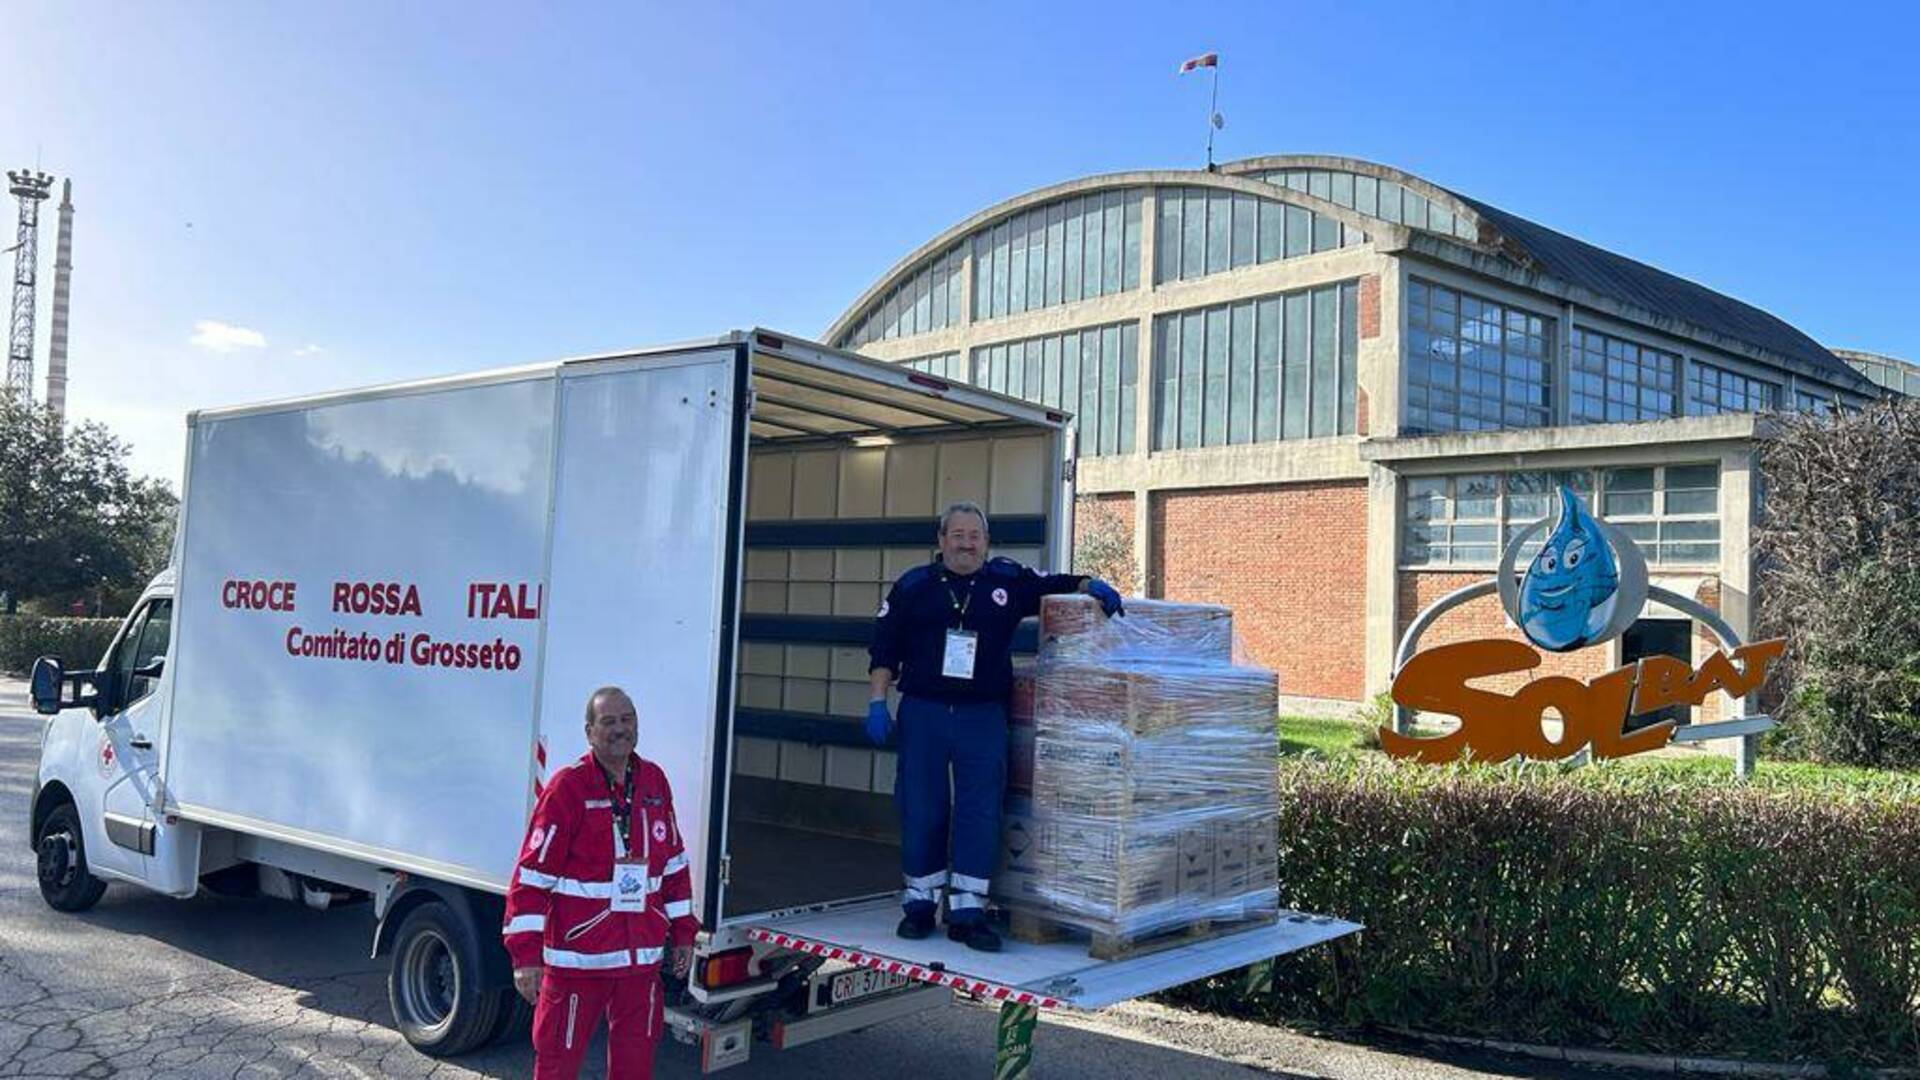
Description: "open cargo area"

(721, 336), (1068, 922)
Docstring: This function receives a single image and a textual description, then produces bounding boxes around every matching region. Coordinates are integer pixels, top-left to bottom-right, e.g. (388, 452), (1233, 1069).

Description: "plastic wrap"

(997, 596), (1280, 942)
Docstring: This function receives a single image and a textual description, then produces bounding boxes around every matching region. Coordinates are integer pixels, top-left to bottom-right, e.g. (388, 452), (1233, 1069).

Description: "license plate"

(828, 966), (908, 1006)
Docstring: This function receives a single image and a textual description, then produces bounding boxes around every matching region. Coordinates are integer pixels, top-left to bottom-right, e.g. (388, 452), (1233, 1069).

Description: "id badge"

(610, 857), (648, 913)
(942, 629), (978, 680)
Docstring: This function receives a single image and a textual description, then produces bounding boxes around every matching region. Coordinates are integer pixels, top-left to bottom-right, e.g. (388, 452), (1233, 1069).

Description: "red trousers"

(532, 971), (663, 1080)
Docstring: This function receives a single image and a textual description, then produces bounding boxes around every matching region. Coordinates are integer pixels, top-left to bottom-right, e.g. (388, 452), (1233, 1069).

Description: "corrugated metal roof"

(1450, 193), (1875, 393)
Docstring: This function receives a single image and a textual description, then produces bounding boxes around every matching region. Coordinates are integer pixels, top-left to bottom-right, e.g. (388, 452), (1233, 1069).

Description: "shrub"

(0, 614), (122, 675)
(1164, 759), (1920, 1066)
(1757, 399), (1920, 768)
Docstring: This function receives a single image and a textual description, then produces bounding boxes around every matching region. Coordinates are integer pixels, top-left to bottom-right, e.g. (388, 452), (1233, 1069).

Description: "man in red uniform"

(505, 686), (699, 1079)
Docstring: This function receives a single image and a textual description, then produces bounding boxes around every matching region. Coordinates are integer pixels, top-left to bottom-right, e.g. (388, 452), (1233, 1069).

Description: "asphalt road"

(0, 680), (1657, 1079)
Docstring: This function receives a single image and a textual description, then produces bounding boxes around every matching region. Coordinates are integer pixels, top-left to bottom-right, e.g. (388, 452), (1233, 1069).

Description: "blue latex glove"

(864, 699), (892, 745)
(1087, 579), (1125, 618)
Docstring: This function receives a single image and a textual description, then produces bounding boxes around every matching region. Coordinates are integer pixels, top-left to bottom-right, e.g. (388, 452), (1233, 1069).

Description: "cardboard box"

(1211, 817), (1250, 897)
(991, 798), (1051, 907)
(1039, 595), (1234, 664)
(1010, 663), (1037, 722)
(1033, 663), (1278, 737)
(1040, 819), (1179, 916)
(1245, 819), (1277, 892)
(1176, 825), (1215, 899)
(1006, 721), (1036, 796)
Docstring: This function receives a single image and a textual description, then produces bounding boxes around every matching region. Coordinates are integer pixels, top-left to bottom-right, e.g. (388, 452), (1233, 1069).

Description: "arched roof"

(1221, 153), (1495, 243)
(824, 169), (1386, 347)
(828, 154), (1875, 394)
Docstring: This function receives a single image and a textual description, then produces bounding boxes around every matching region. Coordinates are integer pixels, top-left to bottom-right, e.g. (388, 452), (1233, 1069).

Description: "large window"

(972, 191), (1141, 322)
(1406, 279), (1553, 434)
(901, 352), (965, 380)
(1152, 281), (1358, 449)
(1847, 353), (1920, 397)
(1402, 464), (1720, 567)
(1792, 389), (1832, 414)
(1153, 186), (1363, 284)
(1569, 328), (1679, 424)
(970, 323), (1137, 457)
(1686, 362), (1780, 416)
(1254, 168), (1479, 242)
(837, 244), (965, 349)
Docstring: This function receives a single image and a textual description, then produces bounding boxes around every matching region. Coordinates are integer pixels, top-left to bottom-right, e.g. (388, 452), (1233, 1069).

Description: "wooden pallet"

(1004, 908), (1277, 961)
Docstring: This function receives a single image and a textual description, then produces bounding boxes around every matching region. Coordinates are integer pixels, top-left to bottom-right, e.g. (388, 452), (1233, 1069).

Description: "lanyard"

(595, 757), (636, 855)
(942, 570), (975, 630)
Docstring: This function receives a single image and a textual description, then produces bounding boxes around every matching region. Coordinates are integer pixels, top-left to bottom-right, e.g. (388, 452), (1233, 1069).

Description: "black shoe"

(946, 920), (1002, 952)
(897, 910), (935, 940)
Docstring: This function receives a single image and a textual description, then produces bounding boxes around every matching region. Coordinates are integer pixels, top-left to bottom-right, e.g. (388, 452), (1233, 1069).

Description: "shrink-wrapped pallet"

(995, 596), (1281, 948)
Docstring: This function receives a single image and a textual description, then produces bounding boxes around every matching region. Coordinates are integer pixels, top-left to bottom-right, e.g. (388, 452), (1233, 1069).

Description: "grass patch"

(1277, 714), (1369, 758)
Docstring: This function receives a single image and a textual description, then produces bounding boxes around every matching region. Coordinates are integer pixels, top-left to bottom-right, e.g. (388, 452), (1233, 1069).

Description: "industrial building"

(1837, 348), (1920, 398)
(815, 154), (1881, 715)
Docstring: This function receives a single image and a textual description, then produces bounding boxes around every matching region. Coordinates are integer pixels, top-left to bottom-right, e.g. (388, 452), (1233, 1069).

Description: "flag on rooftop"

(1179, 52), (1217, 74)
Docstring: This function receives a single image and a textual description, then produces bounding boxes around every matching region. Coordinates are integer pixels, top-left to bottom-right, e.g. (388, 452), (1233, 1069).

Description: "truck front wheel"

(387, 901), (513, 1057)
(36, 803), (108, 912)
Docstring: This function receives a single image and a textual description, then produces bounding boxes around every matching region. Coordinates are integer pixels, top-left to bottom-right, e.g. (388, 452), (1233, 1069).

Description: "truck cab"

(31, 569), (200, 910)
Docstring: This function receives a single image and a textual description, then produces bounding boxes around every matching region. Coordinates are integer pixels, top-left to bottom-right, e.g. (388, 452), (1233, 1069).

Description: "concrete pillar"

(1131, 188), (1160, 598)
(1133, 313), (1157, 598)
(1719, 446), (1758, 776)
(1364, 462), (1402, 710)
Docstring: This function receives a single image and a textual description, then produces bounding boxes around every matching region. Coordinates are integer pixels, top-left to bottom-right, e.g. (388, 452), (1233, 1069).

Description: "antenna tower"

(7, 169), (54, 403)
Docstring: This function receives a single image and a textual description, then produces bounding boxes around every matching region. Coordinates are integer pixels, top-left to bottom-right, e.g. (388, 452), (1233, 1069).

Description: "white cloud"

(292, 343), (325, 357)
(189, 319), (267, 352)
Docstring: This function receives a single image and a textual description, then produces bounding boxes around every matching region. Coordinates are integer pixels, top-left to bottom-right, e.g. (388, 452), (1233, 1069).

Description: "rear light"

(700, 946), (755, 988)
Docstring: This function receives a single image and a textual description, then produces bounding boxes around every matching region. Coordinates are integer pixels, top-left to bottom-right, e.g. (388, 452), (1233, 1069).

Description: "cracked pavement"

(2, 680), (1656, 1079)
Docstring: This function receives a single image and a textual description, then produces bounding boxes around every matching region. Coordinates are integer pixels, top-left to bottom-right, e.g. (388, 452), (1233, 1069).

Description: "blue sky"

(3, 1), (1916, 482)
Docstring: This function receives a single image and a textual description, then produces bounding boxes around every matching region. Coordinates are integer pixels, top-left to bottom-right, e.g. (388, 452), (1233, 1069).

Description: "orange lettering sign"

(1381, 638), (1784, 765)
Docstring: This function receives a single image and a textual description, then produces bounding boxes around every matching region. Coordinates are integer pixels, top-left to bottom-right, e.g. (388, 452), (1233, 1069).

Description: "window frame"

(1398, 465), (1722, 569)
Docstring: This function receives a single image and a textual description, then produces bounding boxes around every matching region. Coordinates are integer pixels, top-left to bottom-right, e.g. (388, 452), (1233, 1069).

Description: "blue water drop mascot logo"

(1517, 485), (1621, 652)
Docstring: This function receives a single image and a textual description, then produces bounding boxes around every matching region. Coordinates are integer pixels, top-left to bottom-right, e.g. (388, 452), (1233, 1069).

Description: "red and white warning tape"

(747, 928), (1064, 1009)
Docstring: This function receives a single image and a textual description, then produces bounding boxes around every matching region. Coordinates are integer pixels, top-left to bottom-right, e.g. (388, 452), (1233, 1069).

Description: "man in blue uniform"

(866, 501), (1124, 951)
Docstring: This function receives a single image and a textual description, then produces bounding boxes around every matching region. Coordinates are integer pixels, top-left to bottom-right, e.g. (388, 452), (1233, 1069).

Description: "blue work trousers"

(895, 694), (1007, 927)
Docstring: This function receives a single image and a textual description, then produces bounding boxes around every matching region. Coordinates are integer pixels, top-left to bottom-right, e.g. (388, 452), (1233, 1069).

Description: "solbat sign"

(1383, 486), (1782, 764)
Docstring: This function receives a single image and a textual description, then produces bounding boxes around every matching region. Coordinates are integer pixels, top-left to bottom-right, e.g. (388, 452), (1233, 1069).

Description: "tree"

(0, 390), (177, 616)
(1073, 497), (1138, 595)
(1754, 397), (1920, 767)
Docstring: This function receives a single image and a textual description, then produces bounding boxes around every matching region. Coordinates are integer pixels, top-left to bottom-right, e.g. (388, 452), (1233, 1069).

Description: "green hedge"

(1164, 760), (1920, 1066)
(0, 615), (121, 676)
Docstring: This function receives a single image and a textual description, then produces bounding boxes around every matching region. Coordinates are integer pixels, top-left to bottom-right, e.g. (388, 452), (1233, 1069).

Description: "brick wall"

(1151, 481), (1367, 701)
(1358, 274), (1382, 339)
(1072, 493), (1137, 595)
(1692, 578), (1725, 723)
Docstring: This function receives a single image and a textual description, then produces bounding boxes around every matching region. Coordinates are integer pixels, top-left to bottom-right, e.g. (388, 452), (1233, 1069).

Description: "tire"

(487, 993), (533, 1046)
(386, 901), (514, 1057)
(36, 802), (108, 913)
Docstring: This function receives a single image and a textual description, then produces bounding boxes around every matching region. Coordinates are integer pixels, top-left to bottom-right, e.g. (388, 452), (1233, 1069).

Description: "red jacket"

(503, 752), (699, 976)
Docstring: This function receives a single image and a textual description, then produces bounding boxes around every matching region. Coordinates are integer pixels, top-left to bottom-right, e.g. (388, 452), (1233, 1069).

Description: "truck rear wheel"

(36, 803), (108, 913)
(387, 901), (513, 1056)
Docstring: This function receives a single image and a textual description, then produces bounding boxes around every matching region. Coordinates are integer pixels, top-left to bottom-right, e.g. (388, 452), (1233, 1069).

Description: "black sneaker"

(896, 910), (935, 940)
(946, 920), (1002, 952)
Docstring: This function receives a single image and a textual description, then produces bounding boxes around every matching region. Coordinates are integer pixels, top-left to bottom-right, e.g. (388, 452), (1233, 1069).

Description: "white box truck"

(28, 330), (1356, 1070)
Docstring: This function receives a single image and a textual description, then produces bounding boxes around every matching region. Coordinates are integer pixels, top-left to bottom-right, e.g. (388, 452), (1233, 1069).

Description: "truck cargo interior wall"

(725, 425), (1054, 919)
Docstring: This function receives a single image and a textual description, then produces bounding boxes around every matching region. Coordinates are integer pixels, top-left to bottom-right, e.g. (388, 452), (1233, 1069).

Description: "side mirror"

(29, 656), (99, 716)
(29, 657), (63, 715)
